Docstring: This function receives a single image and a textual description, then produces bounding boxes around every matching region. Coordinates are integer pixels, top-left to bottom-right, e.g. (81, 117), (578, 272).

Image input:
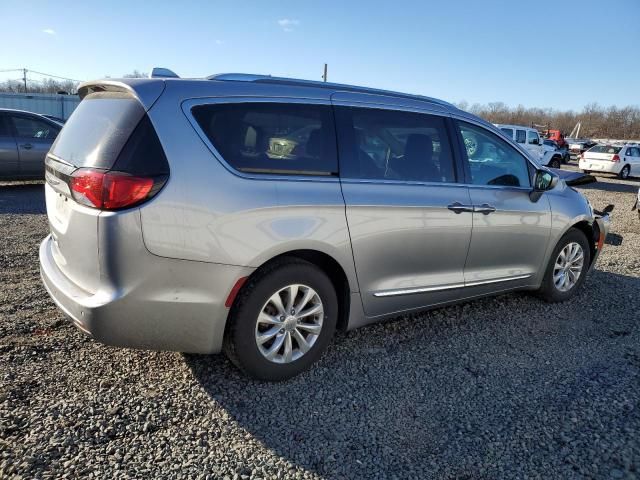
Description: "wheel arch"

(234, 249), (354, 332)
(570, 220), (598, 266)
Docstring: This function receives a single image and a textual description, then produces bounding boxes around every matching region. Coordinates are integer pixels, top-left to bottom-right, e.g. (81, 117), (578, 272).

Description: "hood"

(550, 168), (597, 186)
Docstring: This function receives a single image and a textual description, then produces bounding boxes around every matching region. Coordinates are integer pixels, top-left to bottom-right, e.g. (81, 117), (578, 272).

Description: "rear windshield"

(589, 145), (622, 154)
(50, 92), (145, 168)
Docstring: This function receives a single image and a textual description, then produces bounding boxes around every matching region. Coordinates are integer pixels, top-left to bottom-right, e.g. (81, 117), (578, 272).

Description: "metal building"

(0, 92), (80, 120)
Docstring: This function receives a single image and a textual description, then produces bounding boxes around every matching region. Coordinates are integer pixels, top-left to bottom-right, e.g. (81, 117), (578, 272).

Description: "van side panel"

(138, 88), (359, 292)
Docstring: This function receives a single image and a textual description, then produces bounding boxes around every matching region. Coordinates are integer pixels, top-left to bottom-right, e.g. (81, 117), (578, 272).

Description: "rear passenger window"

(334, 106), (456, 183)
(192, 103), (337, 176)
(500, 128), (513, 139)
(515, 129), (526, 143)
(10, 115), (58, 139)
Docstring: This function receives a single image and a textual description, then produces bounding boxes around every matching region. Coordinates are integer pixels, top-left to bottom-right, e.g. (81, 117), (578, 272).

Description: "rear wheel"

(619, 165), (631, 180)
(536, 228), (591, 302)
(223, 258), (338, 381)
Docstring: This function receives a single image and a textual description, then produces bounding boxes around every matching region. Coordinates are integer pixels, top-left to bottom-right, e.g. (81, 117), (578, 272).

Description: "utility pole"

(322, 63), (327, 82)
(22, 68), (27, 93)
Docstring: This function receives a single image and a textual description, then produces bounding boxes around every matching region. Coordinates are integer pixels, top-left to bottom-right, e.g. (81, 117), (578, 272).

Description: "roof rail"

(207, 73), (455, 108)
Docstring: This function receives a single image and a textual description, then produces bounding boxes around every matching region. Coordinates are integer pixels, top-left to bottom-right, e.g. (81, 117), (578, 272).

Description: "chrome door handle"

(20, 143), (33, 150)
(447, 202), (475, 214)
(474, 204), (496, 215)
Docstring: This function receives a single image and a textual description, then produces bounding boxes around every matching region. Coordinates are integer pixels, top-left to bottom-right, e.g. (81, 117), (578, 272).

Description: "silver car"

(40, 73), (610, 380)
(0, 108), (62, 180)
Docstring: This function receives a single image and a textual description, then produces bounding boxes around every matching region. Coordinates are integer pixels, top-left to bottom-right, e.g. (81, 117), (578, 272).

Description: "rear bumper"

(40, 234), (254, 353)
(579, 159), (620, 174)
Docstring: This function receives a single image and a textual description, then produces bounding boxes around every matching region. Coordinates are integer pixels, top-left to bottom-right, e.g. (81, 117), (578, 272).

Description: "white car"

(579, 144), (640, 179)
(495, 124), (563, 168)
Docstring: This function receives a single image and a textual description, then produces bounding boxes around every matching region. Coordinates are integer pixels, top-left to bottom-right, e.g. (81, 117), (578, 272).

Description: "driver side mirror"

(530, 169), (558, 202)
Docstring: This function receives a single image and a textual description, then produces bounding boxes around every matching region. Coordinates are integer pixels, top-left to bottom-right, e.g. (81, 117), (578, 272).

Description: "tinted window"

(515, 129), (526, 143)
(10, 115), (58, 139)
(51, 92), (145, 168)
(500, 127), (513, 138)
(335, 106), (455, 183)
(458, 121), (531, 187)
(527, 130), (539, 144)
(192, 103), (337, 176)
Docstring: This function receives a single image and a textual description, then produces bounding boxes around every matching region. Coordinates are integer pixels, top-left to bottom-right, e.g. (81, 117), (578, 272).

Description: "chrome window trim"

(373, 274), (532, 297)
(181, 96), (340, 183)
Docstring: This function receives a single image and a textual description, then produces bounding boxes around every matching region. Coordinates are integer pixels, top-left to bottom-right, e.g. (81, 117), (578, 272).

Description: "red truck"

(545, 129), (567, 148)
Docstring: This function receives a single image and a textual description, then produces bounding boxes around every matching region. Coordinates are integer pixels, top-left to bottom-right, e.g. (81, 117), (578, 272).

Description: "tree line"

(0, 70), (147, 96)
(1, 73), (638, 139)
(457, 101), (640, 140)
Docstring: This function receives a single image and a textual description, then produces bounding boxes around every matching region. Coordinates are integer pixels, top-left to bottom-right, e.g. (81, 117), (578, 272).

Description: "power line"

(27, 69), (84, 83)
(0, 68), (83, 82)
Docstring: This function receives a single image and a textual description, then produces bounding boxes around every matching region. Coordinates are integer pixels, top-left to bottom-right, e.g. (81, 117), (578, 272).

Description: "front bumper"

(589, 213), (611, 271)
(40, 234), (253, 353)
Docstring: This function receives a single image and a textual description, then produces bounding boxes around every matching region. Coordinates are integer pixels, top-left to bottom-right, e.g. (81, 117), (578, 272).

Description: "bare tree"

(122, 70), (148, 78)
(458, 102), (640, 139)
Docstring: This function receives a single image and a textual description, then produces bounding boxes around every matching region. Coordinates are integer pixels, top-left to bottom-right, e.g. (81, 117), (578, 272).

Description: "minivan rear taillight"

(611, 154), (620, 162)
(70, 169), (166, 210)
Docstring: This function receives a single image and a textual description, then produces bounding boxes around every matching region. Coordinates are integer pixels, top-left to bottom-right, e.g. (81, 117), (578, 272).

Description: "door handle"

(447, 202), (475, 214)
(20, 143), (33, 150)
(474, 204), (496, 215)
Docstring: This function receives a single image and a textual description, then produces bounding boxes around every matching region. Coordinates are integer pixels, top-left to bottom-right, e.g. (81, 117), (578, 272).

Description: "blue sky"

(1, 0), (638, 111)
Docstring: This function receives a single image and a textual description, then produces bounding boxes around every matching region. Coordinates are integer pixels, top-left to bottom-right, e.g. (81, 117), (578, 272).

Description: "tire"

(536, 228), (591, 303)
(223, 258), (338, 381)
(550, 158), (561, 169)
(619, 165), (630, 180)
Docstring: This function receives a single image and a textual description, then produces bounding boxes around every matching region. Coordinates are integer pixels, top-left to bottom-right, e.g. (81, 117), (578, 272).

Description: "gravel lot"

(1, 169), (639, 479)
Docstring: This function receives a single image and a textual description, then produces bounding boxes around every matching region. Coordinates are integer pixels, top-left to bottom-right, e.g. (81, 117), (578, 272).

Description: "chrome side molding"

(373, 274), (531, 297)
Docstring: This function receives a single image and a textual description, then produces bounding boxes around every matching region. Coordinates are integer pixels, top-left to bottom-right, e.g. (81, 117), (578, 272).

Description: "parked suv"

(40, 74), (610, 380)
(495, 124), (563, 168)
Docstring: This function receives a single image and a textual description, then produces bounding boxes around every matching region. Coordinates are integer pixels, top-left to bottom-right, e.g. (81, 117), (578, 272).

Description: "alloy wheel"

(553, 242), (585, 292)
(255, 284), (324, 364)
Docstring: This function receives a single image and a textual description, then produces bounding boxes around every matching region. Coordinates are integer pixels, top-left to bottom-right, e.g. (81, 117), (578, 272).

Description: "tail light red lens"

(611, 154), (620, 162)
(70, 168), (163, 210)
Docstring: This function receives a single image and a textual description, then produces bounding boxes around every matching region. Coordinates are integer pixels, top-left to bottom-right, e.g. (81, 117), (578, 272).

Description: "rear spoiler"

(77, 79), (165, 111)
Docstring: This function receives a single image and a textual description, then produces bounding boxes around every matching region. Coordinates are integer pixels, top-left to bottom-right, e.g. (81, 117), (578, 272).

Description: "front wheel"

(550, 158), (561, 169)
(223, 258), (338, 381)
(536, 228), (591, 302)
(619, 165), (630, 180)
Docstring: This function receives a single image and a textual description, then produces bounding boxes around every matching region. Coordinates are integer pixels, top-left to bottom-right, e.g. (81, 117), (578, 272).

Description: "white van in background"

(495, 124), (563, 168)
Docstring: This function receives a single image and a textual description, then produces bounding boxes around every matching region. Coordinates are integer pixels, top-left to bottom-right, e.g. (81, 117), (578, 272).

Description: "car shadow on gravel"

(184, 269), (640, 478)
(0, 183), (45, 214)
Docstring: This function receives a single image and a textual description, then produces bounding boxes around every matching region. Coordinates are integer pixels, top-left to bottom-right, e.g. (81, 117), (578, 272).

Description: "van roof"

(79, 73), (459, 113)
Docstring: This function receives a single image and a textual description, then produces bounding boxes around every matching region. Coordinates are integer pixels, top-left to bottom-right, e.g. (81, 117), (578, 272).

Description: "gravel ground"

(1, 169), (639, 480)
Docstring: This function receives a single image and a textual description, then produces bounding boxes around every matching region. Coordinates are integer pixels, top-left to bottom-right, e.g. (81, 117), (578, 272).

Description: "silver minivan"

(40, 73), (610, 380)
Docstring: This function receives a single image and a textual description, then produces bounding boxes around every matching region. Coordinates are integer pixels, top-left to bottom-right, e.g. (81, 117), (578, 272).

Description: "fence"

(0, 92), (80, 120)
